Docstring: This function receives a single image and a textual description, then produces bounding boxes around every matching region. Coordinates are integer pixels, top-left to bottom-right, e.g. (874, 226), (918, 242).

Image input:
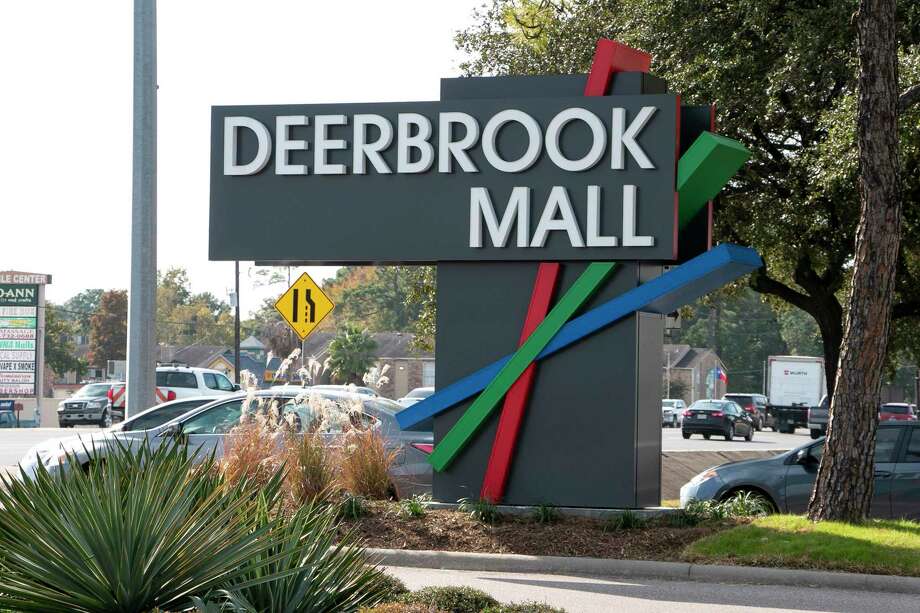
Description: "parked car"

(397, 386), (434, 408)
(807, 394), (830, 439)
(879, 403), (917, 422)
(661, 399), (686, 427)
(681, 422), (920, 519)
(108, 365), (240, 420)
(21, 388), (433, 497)
(0, 411), (16, 428)
(681, 399), (755, 441)
(113, 396), (221, 432)
(57, 382), (115, 428)
(722, 393), (771, 431)
(311, 384), (379, 397)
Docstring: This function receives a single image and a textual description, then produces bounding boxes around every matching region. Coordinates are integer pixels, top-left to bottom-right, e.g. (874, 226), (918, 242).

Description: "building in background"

(663, 344), (727, 404)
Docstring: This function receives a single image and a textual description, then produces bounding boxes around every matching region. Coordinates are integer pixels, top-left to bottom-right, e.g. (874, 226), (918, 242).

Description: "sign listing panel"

(0, 328), (36, 340)
(0, 283), (38, 396)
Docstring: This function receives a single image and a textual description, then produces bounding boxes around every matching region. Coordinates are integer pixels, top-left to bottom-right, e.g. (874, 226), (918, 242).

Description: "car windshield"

(75, 384), (110, 398)
(662, 400), (676, 408)
(407, 388), (432, 399)
(689, 401), (725, 411)
(881, 404), (910, 414)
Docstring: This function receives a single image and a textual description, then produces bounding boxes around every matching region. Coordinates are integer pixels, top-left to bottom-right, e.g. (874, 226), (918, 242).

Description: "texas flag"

(714, 366), (728, 384)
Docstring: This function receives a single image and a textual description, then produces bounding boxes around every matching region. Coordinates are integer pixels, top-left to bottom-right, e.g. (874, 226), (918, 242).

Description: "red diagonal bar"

(480, 262), (560, 503)
(584, 39), (651, 96)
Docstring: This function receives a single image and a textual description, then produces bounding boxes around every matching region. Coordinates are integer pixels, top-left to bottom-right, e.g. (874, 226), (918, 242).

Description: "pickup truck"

(108, 365), (240, 421)
(807, 394), (830, 439)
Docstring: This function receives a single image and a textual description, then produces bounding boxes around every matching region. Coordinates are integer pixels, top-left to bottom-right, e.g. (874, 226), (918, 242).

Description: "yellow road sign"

(273, 272), (335, 341)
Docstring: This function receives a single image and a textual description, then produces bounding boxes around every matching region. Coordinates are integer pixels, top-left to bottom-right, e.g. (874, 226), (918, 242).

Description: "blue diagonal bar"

(397, 243), (762, 430)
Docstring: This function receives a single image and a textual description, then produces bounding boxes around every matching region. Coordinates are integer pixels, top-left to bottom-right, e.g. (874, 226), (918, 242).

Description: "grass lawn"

(684, 515), (920, 576)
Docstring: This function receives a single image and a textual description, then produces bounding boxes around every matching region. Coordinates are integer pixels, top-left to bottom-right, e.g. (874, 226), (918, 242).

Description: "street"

(386, 566), (920, 613)
(0, 425), (810, 469)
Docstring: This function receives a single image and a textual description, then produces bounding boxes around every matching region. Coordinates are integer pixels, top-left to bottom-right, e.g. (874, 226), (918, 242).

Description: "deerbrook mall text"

(223, 106), (664, 249)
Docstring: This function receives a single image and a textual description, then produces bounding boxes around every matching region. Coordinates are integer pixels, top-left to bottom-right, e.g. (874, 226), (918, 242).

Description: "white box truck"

(766, 356), (827, 434)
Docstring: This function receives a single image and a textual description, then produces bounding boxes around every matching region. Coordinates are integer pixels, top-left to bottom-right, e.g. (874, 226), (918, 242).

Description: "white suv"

(109, 366), (239, 420)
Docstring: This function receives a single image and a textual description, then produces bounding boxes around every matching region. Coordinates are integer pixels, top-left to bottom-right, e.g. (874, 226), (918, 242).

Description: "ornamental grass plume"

(341, 428), (398, 500)
(221, 420), (283, 491)
(283, 430), (340, 505)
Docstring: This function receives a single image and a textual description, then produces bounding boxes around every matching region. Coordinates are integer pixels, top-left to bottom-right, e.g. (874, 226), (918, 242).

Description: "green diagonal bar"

(677, 131), (750, 228)
(429, 262), (618, 471)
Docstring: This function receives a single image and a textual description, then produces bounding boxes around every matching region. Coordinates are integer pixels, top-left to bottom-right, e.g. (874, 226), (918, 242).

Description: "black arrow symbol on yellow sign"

(291, 289), (316, 324)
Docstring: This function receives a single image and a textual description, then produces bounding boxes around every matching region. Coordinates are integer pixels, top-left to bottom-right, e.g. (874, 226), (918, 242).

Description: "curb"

(425, 502), (676, 520)
(368, 548), (920, 595)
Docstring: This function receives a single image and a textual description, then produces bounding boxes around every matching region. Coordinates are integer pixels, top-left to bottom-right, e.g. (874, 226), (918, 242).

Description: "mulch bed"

(341, 501), (737, 560)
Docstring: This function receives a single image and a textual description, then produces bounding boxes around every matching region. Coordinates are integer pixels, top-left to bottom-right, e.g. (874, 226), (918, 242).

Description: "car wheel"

(745, 426), (754, 442)
(672, 416), (679, 428)
(682, 431), (691, 439)
(755, 416), (763, 431)
(703, 433), (711, 440)
(99, 411), (112, 429)
(810, 429), (821, 440)
(725, 425), (734, 441)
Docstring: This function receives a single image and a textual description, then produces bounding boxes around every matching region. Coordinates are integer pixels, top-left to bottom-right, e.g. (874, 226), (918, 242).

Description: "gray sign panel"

(210, 94), (677, 263)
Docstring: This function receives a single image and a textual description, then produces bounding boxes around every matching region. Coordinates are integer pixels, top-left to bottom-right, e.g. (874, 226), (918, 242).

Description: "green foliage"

(531, 503), (560, 524)
(61, 288), (103, 337)
(678, 491), (772, 526)
(720, 491), (773, 517)
(482, 604), (567, 613)
(458, 497), (502, 524)
(328, 325), (378, 384)
(400, 586), (498, 613)
(0, 439), (286, 612)
(157, 266), (234, 347)
(376, 574), (410, 601)
(199, 500), (391, 613)
(339, 493), (369, 520)
(456, 0), (920, 395)
(398, 493), (431, 519)
(402, 266), (436, 351)
(604, 509), (647, 532)
(43, 303), (86, 379)
(87, 289), (127, 368)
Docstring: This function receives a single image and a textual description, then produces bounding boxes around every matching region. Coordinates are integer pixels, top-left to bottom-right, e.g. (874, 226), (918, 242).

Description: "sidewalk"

(369, 548), (920, 595)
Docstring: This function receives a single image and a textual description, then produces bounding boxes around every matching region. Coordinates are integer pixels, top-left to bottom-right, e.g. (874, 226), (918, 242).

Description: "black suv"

(723, 393), (772, 431)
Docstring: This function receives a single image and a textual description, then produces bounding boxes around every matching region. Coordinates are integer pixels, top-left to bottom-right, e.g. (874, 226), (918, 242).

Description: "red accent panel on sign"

(480, 262), (560, 503)
(584, 39), (652, 96)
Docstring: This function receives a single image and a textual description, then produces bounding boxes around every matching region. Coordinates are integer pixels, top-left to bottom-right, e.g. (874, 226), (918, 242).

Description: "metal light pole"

(126, 0), (157, 418)
(233, 261), (241, 384)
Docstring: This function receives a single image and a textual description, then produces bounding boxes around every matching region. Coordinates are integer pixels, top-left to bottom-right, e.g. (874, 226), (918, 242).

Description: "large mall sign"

(210, 39), (759, 508)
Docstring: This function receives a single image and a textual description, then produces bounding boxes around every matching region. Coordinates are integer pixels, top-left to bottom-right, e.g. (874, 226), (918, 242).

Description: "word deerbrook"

(210, 95), (678, 262)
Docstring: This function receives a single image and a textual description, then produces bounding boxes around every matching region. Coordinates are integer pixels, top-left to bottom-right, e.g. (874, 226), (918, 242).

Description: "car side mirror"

(232, 383), (241, 391)
(795, 449), (809, 464)
(158, 423), (181, 439)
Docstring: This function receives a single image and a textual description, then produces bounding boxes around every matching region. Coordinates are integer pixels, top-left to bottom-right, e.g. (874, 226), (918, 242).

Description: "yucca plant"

(0, 438), (288, 613)
(201, 499), (392, 613)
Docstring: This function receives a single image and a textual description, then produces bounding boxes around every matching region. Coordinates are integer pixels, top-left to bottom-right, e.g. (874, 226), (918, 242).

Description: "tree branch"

(899, 83), (920, 113)
(748, 267), (813, 312)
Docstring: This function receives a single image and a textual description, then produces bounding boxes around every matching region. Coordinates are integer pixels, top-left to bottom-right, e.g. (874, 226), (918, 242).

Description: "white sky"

(0, 0), (482, 316)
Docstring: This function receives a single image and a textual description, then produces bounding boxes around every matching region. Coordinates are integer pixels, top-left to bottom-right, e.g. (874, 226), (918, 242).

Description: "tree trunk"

(807, 0), (901, 522)
(814, 303), (843, 401)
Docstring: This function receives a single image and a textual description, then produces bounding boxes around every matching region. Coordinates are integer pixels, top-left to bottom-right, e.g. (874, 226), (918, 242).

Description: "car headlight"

(87, 399), (107, 409)
(690, 469), (719, 484)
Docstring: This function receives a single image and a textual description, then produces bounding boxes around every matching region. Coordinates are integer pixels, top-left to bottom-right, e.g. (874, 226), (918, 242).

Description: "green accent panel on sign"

(677, 131), (750, 228)
(429, 261), (618, 472)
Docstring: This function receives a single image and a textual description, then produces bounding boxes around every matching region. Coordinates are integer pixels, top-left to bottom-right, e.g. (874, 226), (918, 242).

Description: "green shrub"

(401, 586), (498, 612)
(719, 491), (772, 517)
(458, 497), (501, 524)
(340, 493), (369, 519)
(531, 503), (560, 524)
(399, 493), (431, 519)
(377, 573), (410, 601)
(0, 439), (289, 613)
(201, 500), (391, 612)
(604, 509), (646, 532)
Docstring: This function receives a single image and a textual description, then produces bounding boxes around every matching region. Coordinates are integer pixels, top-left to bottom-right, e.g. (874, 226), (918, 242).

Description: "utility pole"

(126, 0), (157, 418)
(233, 261), (241, 384)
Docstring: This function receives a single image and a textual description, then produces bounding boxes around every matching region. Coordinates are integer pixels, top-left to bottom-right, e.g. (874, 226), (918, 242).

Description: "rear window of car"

(406, 388), (432, 399)
(156, 371), (198, 389)
(689, 401), (726, 411)
(724, 395), (753, 405)
(662, 400), (675, 408)
(881, 404), (910, 415)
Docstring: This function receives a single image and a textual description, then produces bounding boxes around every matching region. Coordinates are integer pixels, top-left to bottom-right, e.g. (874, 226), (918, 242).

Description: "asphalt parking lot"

(0, 425), (808, 470)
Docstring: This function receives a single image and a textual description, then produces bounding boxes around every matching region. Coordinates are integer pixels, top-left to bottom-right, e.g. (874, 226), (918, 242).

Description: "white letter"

(275, 115), (309, 175)
(224, 116), (271, 176)
(545, 108), (606, 172)
(482, 109), (542, 173)
(611, 106), (656, 170)
(469, 187), (530, 248)
(353, 114), (393, 174)
(439, 112), (480, 173)
(314, 114), (348, 175)
(621, 185), (654, 247)
(397, 113), (434, 173)
(586, 185), (617, 247)
(530, 186), (585, 248)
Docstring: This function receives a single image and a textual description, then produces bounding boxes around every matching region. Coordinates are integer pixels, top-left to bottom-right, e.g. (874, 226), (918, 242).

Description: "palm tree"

(327, 325), (377, 384)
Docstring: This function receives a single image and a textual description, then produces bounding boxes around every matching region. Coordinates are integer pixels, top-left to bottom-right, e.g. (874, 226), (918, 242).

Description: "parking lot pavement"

(386, 566), (920, 613)
(661, 425), (809, 451)
(0, 426), (97, 467)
